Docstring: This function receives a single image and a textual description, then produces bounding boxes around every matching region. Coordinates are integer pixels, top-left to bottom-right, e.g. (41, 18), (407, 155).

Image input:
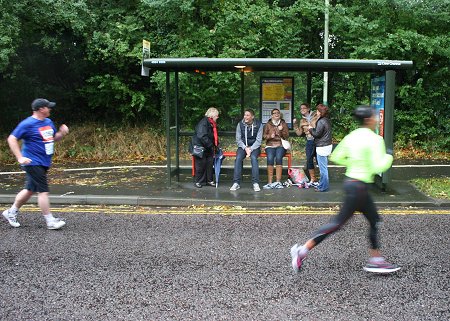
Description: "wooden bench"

(191, 149), (292, 176)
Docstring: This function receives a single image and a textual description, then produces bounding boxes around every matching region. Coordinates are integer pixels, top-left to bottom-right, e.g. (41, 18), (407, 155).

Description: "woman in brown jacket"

(262, 108), (289, 189)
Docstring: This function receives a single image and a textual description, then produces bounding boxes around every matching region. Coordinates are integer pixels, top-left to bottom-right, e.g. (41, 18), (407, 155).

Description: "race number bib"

(39, 125), (55, 155)
(45, 142), (54, 155)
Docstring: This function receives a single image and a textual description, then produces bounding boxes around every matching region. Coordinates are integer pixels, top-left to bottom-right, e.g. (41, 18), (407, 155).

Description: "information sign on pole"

(260, 77), (294, 128)
(141, 39), (151, 76)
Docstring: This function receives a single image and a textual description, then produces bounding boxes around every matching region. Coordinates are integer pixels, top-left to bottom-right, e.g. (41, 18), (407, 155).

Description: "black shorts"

(24, 165), (49, 193)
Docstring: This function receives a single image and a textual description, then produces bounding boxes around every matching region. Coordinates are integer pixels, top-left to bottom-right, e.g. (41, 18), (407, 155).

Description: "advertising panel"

(370, 75), (385, 137)
(260, 77), (294, 128)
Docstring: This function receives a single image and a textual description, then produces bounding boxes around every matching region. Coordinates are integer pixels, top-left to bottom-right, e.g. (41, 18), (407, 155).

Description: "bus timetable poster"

(260, 77), (294, 128)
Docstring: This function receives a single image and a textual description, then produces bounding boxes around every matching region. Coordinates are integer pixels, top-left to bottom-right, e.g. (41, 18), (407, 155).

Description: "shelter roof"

(143, 58), (413, 72)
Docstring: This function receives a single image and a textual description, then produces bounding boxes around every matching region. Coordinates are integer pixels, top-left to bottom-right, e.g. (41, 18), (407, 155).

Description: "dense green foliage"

(0, 0), (448, 150)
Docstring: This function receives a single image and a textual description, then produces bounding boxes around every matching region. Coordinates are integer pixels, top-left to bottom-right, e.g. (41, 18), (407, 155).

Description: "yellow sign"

(142, 40), (151, 60)
(262, 83), (285, 101)
(261, 78), (294, 126)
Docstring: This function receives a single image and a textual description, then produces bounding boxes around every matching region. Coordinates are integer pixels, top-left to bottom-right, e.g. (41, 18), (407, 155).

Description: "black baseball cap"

(31, 98), (56, 111)
(353, 105), (374, 121)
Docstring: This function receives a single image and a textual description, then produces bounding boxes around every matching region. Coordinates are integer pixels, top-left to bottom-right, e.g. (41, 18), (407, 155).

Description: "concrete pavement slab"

(0, 162), (448, 208)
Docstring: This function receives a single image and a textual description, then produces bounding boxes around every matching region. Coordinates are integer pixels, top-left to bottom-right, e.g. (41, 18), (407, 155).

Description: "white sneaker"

(2, 209), (20, 228)
(230, 183), (240, 191)
(253, 183), (261, 192)
(263, 183), (273, 189)
(273, 182), (284, 189)
(47, 218), (66, 230)
(290, 244), (307, 273)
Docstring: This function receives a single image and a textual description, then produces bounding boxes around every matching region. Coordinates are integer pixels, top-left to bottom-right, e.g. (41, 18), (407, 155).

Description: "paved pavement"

(0, 160), (449, 208)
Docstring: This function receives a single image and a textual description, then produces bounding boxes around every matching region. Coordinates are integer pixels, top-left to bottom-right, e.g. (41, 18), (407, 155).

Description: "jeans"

(265, 146), (286, 166)
(305, 140), (316, 170)
(316, 153), (329, 191)
(233, 147), (260, 184)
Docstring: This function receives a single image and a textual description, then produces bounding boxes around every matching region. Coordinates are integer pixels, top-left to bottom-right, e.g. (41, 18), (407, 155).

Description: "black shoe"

(194, 183), (202, 188)
(206, 181), (215, 187)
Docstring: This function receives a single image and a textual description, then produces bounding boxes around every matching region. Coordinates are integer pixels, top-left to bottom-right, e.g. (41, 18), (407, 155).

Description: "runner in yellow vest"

(290, 105), (400, 274)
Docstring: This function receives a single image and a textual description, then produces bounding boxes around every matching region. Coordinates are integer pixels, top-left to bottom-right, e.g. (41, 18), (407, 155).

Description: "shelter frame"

(142, 58), (413, 189)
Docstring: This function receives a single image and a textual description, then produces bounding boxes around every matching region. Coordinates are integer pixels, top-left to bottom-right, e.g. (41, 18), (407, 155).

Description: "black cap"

(353, 105), (373, 121)
(31, 98), (56, 111)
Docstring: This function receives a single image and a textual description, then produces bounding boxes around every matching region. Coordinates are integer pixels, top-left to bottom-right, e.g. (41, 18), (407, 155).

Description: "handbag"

(281, 138), (291, 150)
(191, 145), (205, 158)
(288, 168), (309, 184)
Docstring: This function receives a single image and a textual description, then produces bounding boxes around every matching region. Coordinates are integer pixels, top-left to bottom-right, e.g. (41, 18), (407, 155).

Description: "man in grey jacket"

(230, 109), (263, 192)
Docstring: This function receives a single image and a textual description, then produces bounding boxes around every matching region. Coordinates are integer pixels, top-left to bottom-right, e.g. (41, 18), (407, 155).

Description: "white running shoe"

(253, 183), (261, 192)
(363, 259), (401, 273)
(47, 218), (66, 230)
(230, 183), (240, 191)
(309, 181), (319, 188)
(262, 183), (272, 189)
(273, 182), (284, 189)
(2, 209), (20, 228)
(290, 244), (307, 273)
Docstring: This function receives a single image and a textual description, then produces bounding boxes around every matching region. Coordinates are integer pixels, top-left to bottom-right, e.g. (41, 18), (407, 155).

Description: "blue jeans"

(233, 147), (260, 184)
(305, 140), (316, 170)
(265, 146), (286, 166)
(316, 154), (329, 191)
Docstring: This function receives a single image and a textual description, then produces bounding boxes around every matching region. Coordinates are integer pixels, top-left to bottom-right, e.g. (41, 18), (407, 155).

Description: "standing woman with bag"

(293, 103), (319, 186)
(309, 104), (332, 192)
(262, 108), (289, 189)
(191, 107), (219, 188)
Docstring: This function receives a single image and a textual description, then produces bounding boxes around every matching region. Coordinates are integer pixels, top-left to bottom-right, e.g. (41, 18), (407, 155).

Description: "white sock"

(369, 256), (384, 264)
(10, 206), (19, 214)
(298, 245), (309, 256)
(44, 213), (55, 223)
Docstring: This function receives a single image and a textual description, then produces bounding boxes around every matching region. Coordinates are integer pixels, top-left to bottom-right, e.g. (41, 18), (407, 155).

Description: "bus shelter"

(142, 58), (413, 188)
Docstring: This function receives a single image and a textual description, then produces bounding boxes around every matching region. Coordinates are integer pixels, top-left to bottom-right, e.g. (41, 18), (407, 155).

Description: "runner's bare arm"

(7, 135), (31, 165)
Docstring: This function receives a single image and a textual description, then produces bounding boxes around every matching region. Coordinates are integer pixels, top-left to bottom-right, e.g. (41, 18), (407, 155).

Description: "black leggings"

(311, 179), (381, 250)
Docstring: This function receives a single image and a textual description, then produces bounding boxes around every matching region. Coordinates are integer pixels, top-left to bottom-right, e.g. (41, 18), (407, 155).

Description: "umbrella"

(213, 148), (225, 188)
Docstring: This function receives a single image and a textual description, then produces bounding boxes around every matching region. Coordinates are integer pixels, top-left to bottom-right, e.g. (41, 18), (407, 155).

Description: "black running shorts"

(24, 165), (49, 193)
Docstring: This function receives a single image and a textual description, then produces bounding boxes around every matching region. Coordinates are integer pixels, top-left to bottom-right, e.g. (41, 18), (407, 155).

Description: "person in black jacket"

(191, 107), (219, 188)
(308, 104), (332, 192)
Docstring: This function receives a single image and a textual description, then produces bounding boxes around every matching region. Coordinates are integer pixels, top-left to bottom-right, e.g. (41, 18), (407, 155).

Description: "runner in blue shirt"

(2, 98), (69, 230)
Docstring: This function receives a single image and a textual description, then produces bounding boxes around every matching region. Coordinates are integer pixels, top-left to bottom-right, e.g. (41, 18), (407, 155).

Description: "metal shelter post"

(165, 71), (171, 187)
(382, 70), (396, 189)
(307, 71), (312, 105)
(175, 71), (180, 182)
(240, 70), (245, 114)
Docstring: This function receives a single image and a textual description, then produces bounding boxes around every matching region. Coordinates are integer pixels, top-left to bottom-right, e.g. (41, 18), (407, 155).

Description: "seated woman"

(262, 108), (289, 189)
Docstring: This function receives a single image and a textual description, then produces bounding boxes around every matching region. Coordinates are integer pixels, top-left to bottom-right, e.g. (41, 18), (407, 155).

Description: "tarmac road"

(1, 208), (449, 320)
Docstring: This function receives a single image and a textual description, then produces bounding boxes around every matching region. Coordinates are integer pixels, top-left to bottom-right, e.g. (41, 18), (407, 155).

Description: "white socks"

(44, 213), (55, 223)
(298, 245), (309, 256)
(369, 256), (385, 264)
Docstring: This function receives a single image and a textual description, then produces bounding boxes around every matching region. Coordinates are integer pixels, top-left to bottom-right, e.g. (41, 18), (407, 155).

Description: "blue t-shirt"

(11, 116), (57, 167)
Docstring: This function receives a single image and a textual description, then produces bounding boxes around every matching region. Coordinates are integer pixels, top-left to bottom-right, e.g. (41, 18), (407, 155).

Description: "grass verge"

(411, 178), (450, 200)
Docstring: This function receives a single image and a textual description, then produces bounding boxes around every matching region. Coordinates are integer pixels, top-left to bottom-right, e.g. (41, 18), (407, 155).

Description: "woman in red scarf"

(190, 107), (219, 188)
